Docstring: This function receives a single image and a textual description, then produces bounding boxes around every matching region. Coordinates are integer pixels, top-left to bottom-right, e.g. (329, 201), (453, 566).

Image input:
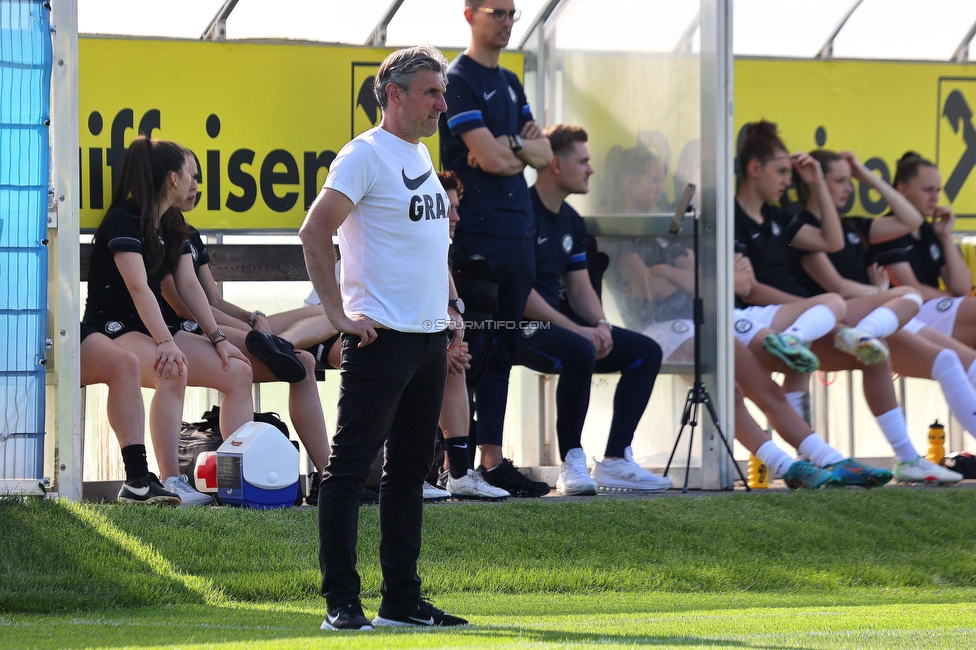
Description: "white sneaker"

(894, 456), (963, 485)
(422, 481), (451, 501)
(446, 469), (509, 500)
(556, 448), (598, 496)
(162, 474), (214, 507)
(592, 447), (672, 492)
(834, 327), (889, 365)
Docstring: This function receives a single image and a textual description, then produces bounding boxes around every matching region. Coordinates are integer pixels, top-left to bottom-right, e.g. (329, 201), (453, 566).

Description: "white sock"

(854, 307), (900, 339)
(755, 440), (795, 477)
(875, 406), (918, 462)
(785, 391), (809, 421)
(931, 349), (976, 436)
(967, 359), (976, 390)
(784, 304), (837, 342)
(796, 433), (845, 467)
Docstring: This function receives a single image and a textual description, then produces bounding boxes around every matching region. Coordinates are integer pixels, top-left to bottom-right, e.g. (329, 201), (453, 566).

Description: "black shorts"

(80, 322), (98, 342)
(83, 315), (176, 341)
(305, 333), (341, 369)
(173, 319), (205, 335)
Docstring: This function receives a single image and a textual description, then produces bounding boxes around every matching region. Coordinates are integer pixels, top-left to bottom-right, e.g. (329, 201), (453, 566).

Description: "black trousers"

(318, 329), (449, 611)
(514, 321), (662, 459)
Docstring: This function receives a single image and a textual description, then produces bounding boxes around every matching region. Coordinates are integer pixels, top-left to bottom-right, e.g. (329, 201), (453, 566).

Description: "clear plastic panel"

(227, 0), (389, 44)
(832, 0), (976, 61)
(386, 0), (550, 48)
(78, 0), (225, 38)
(732, 0), (858, 58)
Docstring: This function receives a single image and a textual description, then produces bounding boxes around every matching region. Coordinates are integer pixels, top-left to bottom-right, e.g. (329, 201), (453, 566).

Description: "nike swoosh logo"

(409, 616), (435, 625)
(457, 444), (468, 449)
(537, 237), (548, 244)
(484, 90), (497, 101)
(402, 167), (432, 191)
(127, 484), (150, 497)
(750, 233), (760, 239)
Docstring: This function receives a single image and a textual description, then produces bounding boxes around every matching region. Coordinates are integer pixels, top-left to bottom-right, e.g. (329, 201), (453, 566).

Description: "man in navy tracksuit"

(517, 124), (671, 495)
(439, 0), (553, 497)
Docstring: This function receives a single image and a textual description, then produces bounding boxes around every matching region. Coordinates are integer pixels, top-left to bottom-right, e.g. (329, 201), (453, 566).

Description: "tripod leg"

(682, 398), (699, 493)
(665, 387), (696, 476)
(700, 386), (750, 490)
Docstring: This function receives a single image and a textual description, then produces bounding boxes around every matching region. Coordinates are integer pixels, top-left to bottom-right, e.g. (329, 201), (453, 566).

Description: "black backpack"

(177, 405), (290, 479)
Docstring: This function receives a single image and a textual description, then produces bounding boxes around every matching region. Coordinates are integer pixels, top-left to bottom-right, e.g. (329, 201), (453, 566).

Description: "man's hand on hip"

(337, 313), (380, 347)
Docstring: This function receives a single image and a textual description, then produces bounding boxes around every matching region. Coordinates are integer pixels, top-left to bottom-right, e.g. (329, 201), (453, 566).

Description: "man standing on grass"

(300, 45), (467, 632)
(520, 124), (670, 495)
(440, 0), (553, 497)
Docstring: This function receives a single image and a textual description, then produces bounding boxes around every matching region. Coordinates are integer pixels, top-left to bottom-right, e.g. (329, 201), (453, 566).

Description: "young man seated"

(517, 124), (671, 495)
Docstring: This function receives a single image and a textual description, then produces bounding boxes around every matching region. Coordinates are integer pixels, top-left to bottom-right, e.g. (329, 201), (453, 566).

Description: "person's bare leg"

(950, 298), (976, 348)
(842, 286), (920, 326)
(114, 332), (188, 480)
(175, 331), (254, 439)
(918, 326), (976, 367)
(737, 339), (814, 449)
(81, 334), (144, 448)
(265, 304), (327, 336)
(768, 293), (846, 331)
(278, 314), (338, 350)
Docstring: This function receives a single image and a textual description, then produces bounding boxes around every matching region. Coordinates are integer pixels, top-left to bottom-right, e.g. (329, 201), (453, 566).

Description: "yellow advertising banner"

(78, 38), (523, 231)
(735, 58), (976, 226)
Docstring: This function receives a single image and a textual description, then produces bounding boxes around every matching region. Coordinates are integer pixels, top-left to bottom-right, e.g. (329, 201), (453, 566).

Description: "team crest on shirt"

(672, 321), (691, 334)
(104, 321), (123, 334)
(734, 319), (752, 334)
(937, 298), (954, 312)
(930, 244), (942, 262)
(561, 234), (573, 253)
(521, 321), (541, 338)
(182, 320), (200, 332)
(847, 232), (861, 246)
(771, 221), (781, 237)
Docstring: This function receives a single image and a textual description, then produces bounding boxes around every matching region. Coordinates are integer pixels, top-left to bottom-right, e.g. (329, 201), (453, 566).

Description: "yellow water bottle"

(927, 420), (945, 465)
(748, 454), (769, 489)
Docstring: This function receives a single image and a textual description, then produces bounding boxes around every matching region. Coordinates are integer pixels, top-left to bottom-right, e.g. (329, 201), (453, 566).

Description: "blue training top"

(530, 187), (588, 310)
(439, 53), (535, 240)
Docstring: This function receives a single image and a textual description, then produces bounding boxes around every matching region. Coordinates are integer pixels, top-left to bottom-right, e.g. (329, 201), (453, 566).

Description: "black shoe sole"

(245, 330), (307, 383)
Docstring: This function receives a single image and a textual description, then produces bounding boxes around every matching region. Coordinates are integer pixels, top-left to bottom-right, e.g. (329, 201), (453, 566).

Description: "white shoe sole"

(596, 483), (672, 493)
(320, 621), (374, 631)
(556, 484), (598, 496)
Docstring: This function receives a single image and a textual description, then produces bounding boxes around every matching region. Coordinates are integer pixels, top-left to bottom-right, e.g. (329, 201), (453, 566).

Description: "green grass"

(4, 488), (976, 647)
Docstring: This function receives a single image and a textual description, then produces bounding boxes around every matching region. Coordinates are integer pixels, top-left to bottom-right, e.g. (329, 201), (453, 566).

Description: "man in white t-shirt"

(300, 46), (467, 632)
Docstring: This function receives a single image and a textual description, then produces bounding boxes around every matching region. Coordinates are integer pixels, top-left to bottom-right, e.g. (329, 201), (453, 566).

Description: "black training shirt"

(159, 225), (209, 327)
(868, 220), (945, 289)
(734, 200), (809, 301)
(793, 212), (874, 294)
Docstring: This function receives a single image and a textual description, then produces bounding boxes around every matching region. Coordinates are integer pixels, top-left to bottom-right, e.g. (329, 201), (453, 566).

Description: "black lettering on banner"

(304, 151), (336, 209)
(436, 193), (446, 219)
(260, 149), (299, 212)
(107, 108), (134, 194)
(207, 150), (221, 210)
(87, 111), (103, 209)
(226, 149), (257, 212)
(138, 109), (160, 139)
(423, 194), (434, 219)
(186, 149), (203, 208)
(409, 195), (424, 221)
(943, 90), (976, 202)
(858, 157), (891, 215)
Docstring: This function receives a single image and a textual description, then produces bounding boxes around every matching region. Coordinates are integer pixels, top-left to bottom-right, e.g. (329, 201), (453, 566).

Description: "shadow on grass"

(0, 499), (204, 613)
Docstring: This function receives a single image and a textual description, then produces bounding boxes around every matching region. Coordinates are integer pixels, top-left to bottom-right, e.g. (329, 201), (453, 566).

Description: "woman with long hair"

(82, 136), (253, 505)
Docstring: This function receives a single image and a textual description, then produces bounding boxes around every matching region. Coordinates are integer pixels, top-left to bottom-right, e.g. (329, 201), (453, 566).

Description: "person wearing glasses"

(440, 0), (553, 497)
(301, 46), (466, 632)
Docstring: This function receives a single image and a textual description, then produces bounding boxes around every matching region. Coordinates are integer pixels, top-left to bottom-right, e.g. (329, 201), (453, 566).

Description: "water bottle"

(927, 420), (945, 465)
(748, 454), (769, 489)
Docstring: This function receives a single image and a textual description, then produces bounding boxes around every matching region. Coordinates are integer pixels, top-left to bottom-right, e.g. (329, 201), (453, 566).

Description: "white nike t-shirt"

(323, 127), (450, 332)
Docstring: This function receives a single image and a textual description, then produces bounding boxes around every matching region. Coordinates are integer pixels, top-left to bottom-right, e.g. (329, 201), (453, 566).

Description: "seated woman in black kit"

(157, 153), (332, 477)
(82, 136), (254, 506)
(870, 151), (976, 349)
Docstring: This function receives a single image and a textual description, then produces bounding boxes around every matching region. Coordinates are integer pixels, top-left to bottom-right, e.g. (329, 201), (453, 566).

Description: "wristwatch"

(595, 318), (612, 330)
(208, 328), (226, 344)
(509, 134), (523, 152)
(248, 310), (266, 328)
(448, 298), (465, 314)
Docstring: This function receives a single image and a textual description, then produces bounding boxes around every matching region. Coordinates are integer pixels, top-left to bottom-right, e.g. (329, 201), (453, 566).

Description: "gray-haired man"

(301, 45), (467, 631)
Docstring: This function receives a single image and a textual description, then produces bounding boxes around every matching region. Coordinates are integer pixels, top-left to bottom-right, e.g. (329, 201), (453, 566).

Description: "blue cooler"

(216, 421), (299, 509)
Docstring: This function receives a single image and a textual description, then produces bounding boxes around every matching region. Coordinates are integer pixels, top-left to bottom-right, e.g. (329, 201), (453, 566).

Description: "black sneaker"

(245, 330), (307, 383)
(478, 458), (550, 497)
(372, 597), (468, 627)
(306, 471), (320, 506)
(321, 601), (374, 631)
(117, 473), (181, 506)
